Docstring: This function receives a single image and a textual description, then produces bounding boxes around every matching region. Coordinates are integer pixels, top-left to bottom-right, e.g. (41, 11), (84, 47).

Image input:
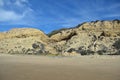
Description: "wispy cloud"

(0, 0), (4, 6)
(0, 0), (120, 33)
(0, 0), (34, 25)
(14, 0), (28, 7)
(0, 9), (23, 21)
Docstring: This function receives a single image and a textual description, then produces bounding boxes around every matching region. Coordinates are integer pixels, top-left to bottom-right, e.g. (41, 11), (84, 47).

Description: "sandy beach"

(0, 54), (120, 80)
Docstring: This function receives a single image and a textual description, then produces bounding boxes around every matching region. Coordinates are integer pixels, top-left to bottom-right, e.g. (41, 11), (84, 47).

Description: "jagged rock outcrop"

(0, 20), (120, 56)
(50, 19), (120, 55)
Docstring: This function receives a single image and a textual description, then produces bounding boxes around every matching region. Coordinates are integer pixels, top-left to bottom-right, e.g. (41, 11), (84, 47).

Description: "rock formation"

(0, 20), (120, 56)
(50, 19), (120, 55)
(0, 28), (57, 55)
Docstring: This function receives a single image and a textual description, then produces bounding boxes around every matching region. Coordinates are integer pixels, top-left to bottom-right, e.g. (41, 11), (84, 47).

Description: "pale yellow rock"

(50, 20), (120, 55)
(0, 28), (49, 54)
(0, 28), (48, 40)
(0, 20), (120, 55)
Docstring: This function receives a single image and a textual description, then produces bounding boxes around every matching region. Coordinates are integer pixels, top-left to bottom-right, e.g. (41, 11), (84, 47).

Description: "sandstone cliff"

(0, 20), (120, 56)
(50, 20), (120, 55)
(0, 28), (57, 55)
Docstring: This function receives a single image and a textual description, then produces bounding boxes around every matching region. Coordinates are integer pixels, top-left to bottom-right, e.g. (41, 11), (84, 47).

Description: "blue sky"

(0, 0), (120, 33)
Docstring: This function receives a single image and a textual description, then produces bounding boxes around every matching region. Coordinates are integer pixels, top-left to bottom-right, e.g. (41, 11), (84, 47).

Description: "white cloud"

(14, 0), (28, 7)
(14, 0), (24, 7)
(0, 0), (4, 6)
(0, 0), (34, 25)
(0, 9), (23, 21)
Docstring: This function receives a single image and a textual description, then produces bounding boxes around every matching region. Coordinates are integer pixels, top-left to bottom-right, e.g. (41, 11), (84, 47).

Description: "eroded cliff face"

(50, 20), (120, 55)
(0, 28), (57, 55)
(0, 20), (120, 56)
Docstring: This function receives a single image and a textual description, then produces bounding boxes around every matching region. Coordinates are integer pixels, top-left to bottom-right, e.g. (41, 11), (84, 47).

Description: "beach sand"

(0, 54), (120, 80)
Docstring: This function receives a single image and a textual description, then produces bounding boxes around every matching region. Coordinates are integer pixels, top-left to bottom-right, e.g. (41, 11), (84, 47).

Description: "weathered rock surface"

(0, 28), (48, 40)
(0, 28), (56, 55)
(50, 20), (120, 55)
(0, 20), (120, 56)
